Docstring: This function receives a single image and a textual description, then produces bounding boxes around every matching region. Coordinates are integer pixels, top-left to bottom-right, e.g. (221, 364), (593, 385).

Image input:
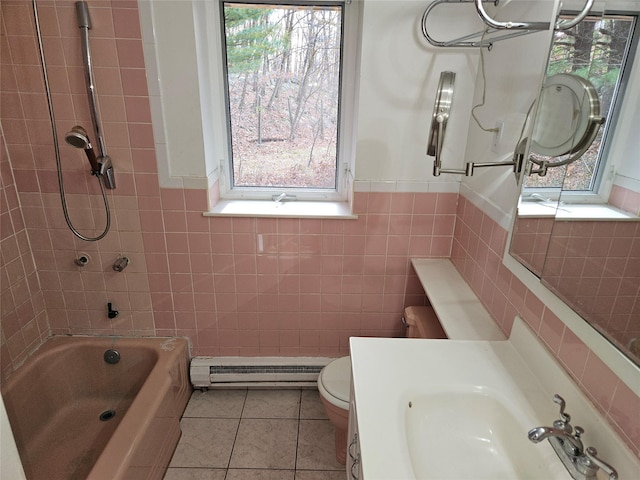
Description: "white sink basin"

(350, 318), (639, 480)
(349, 330), (568, 479)
(404, 389), (555, 479)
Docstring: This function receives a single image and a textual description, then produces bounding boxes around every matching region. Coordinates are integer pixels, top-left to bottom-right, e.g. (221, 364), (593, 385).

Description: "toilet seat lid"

(320, 356), (351, 403)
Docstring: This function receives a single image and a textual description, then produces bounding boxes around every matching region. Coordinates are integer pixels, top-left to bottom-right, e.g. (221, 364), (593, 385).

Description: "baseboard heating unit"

(190, 357), (334, 389)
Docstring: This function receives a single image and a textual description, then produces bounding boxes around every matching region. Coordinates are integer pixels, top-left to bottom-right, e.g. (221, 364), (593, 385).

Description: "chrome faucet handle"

(584, 447), (618, 480)
(553, 394), (572, 432)
(570, 426), (585, 454)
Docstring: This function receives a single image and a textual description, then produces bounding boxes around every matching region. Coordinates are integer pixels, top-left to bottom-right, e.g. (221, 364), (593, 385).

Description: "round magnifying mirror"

(531, 73), (602, 158)
(427, 71), (455, 157)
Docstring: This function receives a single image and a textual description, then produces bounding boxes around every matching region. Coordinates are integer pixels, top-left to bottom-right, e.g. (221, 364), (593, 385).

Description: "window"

(524, 13), (638, 197)
(219, 1), (351, 200)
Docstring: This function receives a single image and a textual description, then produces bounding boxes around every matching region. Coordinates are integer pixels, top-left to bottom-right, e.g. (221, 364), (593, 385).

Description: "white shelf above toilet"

(411, 258), (505, 341)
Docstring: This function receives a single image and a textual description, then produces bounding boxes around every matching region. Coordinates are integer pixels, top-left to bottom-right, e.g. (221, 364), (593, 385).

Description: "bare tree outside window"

(222, 2), (343, 190)
(525, 15), (635, 192)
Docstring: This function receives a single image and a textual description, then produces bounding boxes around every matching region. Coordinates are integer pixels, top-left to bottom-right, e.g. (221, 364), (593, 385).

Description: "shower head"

(65, 125), (91, 149)
(65, 125), (100, 173)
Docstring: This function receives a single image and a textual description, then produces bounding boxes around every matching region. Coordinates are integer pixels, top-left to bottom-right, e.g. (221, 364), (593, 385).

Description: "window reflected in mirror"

(524, 14), (636, 195)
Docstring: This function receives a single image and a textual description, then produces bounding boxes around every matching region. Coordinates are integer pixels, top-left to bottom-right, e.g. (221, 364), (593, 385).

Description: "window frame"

(215, 0), (359, 202)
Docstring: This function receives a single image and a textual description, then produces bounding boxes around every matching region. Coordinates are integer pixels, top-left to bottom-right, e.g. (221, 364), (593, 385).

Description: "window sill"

(517, 202), (557, 218)
(554, 204), (637, 221)
(204, 199), (357, 219)
(518, 202), (637, 221)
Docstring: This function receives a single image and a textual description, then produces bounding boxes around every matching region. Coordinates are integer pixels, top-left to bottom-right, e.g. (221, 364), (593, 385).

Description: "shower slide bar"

(421, 0), (595, 49)
(75, 1), (116, 189)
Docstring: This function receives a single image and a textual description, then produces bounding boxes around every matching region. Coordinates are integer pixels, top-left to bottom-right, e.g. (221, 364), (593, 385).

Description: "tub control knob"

(112, 256), (129, 272)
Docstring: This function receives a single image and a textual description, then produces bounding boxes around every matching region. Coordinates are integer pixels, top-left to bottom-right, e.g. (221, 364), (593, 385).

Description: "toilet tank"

(403, 305), (447, 339)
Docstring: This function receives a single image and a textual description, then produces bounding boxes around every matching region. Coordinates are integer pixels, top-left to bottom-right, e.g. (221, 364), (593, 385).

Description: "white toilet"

(317, 356), (351, 464)
(317, 306), (446, 464)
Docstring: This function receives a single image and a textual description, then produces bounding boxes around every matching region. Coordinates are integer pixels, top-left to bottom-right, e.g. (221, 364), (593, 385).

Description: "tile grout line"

(224, 388), (248, 479)
(294, 389), (303, 479)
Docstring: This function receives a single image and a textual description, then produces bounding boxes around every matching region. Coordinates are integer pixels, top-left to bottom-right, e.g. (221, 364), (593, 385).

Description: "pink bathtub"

(1, 336), (190, 480)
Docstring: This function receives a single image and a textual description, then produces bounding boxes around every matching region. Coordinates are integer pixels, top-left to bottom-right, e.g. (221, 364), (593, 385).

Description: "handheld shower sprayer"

(65, 125), (100, 173)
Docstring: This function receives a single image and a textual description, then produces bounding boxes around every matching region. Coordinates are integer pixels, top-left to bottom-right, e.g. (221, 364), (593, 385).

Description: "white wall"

(354, 0), (480, 191)
(139, 0), (214, 189)
(459, 0), (559, 228)
(610, 41), (640, 192)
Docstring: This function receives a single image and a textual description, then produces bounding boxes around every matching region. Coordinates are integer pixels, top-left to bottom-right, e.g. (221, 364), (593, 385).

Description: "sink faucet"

(528, 394), (584, 456)
(528, 425), (584, 456)
(528, 394), (618, 480)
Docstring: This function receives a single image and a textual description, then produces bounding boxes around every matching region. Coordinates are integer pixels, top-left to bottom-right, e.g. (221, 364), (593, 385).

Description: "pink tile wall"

(510, 216), (554, 276)
(143, 189), (457, 356)
(610, 184), (640, 216)
(0, 130), (49, 379)
(542, 220), (640, 353)
(452, 195), (640, 457)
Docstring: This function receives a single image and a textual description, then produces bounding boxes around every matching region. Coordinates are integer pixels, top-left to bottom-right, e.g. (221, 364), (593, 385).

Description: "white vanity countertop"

(350, 317), (640, 480)
(411, 258), (505, 341)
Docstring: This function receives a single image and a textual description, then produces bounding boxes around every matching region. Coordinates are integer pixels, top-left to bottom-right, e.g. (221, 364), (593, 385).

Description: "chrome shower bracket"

(99, 155), (116, 189)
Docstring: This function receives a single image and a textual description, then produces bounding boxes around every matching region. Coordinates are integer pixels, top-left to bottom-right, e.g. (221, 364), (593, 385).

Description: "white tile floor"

(164, 389), (346, 480)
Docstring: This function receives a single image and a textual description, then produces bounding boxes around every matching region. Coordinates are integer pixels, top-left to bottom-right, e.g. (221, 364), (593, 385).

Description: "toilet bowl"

(317, 306), (446, 464)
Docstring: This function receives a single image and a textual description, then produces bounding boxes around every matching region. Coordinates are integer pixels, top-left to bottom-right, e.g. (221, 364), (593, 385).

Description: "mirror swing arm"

(527, 138), (603, 177)
(527, 114), (606, 177)
(428, 71), (525, 177)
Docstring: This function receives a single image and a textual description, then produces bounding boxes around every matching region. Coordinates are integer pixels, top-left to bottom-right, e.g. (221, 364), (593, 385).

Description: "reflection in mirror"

(524, 13), (636, 193)
(530, 73), (604, 176)
(510, 8), (640, 367)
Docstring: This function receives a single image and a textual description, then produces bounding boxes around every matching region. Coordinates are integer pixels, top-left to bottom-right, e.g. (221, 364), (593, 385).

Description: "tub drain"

(103, 349), (120, 364)
(99, 409), (116, 421)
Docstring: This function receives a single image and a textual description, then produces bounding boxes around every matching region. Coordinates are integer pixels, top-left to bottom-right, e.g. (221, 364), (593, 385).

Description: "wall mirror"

(510, 6), (640, 367)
